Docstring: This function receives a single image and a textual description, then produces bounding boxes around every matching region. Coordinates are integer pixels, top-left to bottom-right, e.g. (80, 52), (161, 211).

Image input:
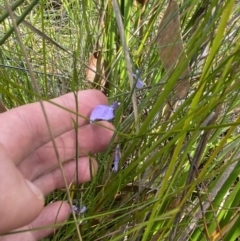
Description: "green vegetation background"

(0, 0), (240, 240)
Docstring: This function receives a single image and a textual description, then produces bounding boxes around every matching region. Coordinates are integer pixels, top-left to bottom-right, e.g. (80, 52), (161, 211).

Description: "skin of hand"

(0, 90), (115, 240)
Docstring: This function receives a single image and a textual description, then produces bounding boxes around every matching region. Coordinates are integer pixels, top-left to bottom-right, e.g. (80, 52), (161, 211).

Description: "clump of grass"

(1, 0), (240, 240)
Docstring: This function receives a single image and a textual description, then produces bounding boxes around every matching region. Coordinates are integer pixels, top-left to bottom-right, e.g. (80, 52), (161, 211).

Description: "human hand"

(0, 90), (115, 240)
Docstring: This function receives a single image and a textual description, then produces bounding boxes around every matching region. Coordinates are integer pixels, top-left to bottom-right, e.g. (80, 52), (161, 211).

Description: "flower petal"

(133, 73), (145, 89)
(136, 78), (145, 89)
(71, 205), (79, 214)
(90, 105), (114, 123)
(71, 205), (87, 215)
(80, 205), (87, 214)
(110, 101), (120, 110)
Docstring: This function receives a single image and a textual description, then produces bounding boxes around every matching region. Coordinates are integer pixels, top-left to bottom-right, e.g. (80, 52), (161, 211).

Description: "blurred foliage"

(0, 0), (240, 240)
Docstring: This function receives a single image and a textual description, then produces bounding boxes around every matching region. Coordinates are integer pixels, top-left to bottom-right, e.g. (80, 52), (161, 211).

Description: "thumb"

(0, 146), (44, 234)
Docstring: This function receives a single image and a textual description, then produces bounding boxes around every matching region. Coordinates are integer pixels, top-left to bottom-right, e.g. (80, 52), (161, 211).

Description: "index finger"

(0, 90), (108, 164)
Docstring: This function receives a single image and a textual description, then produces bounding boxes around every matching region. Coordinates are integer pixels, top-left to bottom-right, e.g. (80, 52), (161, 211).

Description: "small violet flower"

(133, 73), (145, 89)
(113, 144), (121, 173)
(80, 205), (87, 214)
(72, 204), (79, 214)
(90, 101), (119, 123)
(71, 205), (87, 215)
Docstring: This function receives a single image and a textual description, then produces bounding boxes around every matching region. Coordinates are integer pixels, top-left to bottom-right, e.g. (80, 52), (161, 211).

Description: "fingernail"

(25, 179), (44, 200)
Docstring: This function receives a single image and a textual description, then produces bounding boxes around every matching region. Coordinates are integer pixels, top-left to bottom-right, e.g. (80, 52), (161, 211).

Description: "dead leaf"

(157, 0), (190, 99)
(135, 0), (148, 5)
(86, 52), (98, 82)
(85, 51), (107, 92)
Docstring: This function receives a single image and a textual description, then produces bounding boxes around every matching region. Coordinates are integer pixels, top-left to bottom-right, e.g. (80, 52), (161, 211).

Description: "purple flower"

(71, 205), (79, 214)
(90, 101), (119, 123)
(110, 101), (119, 110)
(80, 205), (87, 214)
(133, 73), (145, 89)
(71, 205), (87, 215)
(113, 144), (121, 173)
